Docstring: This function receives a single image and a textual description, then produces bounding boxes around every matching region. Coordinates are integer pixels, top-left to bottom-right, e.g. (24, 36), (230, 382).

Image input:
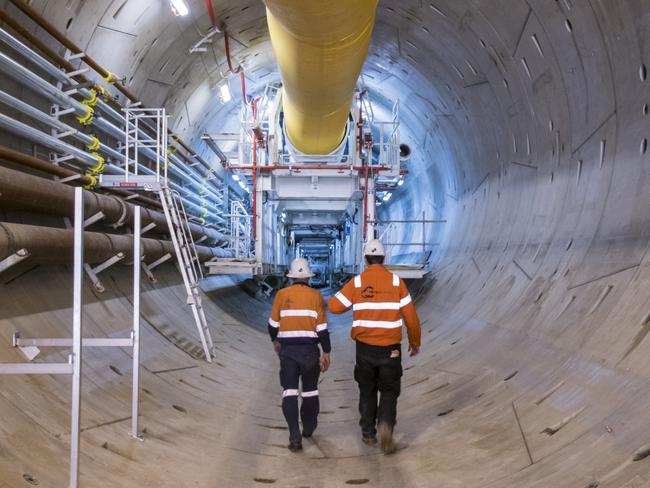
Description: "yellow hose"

(264, 0), (378, 155)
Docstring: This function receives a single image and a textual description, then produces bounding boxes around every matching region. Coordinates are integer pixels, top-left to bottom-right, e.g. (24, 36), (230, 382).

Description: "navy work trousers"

(279, 343), (321, 444)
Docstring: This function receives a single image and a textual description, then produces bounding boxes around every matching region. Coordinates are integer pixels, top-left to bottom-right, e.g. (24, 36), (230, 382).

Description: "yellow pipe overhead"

(264, 0), (378, 155)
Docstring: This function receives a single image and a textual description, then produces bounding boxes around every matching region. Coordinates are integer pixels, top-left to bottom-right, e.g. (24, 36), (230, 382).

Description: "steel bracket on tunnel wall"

(0, 248), (30, 274)
(141, 222), (156, 235)
(64, 212), (125, 293)
(141, 252), (172, 283)
(84, 211), (105, 228)
(64, 211), (106, 230)
(54, 129), (76, 140)
(50, 107), (76, 118)
(84, 252), (125, 292)
(50, 153), (74, 165)
(64, 68), (89, 79)
(57, 174), (83, 184)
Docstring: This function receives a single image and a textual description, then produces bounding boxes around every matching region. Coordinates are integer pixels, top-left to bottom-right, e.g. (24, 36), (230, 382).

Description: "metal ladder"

(159, 186), (214, 362)
(98, 107), (215, 362)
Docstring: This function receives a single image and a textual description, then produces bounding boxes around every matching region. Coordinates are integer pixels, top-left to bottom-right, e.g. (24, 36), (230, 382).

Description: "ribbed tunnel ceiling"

(13, 0), (462, 226)
(2, 0), (650, 486)
(56, 0), (645, 263)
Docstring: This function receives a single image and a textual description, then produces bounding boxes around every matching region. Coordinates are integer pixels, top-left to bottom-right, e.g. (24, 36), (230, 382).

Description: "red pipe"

(205, 0), (217, 27)
(224, 29), (242, 74)
(240, 71), (247, 104)
(222, 27), (248, 104)
(209, 0), (247, 105)
(362, 164), (370, 240)
(251, 98), (259, 239)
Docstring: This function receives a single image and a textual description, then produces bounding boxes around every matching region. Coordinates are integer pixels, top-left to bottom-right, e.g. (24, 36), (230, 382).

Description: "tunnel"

(1, 0), (650, 486)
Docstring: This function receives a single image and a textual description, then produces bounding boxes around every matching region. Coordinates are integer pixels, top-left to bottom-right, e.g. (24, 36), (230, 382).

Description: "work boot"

(377, 422), (396, 454)
(362, 435), (377, 446)
(288, 441), (303, 452)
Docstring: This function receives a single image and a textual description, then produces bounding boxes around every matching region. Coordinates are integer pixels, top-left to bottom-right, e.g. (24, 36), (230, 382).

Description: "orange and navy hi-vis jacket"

(268, 283), (331, 352)
(328, 264), (421, 348)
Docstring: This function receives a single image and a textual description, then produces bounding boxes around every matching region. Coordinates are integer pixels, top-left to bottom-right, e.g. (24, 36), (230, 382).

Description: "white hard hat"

(363, 239), (385, 257)
(287, 258), (314, 278)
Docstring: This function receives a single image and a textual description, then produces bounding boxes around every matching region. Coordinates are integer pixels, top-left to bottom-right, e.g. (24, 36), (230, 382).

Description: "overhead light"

(170, 0), (189, 16)
(383, 193), (392, 202)
(220, 82), (232, 103)
(232, 174), (240, 181)
(397, 179), (404, 187)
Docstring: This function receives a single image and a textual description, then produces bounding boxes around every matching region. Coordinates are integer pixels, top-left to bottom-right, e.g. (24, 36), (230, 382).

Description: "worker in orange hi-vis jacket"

(268, 258), (331, 452)
(328, 239), (421, 454)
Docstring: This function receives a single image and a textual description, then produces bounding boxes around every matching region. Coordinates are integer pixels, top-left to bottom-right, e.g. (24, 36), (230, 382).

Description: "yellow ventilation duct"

(264, 0), (378, 155)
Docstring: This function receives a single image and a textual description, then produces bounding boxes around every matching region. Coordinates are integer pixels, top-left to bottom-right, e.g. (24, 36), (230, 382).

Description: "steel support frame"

(0, 191), (145, 487)
(0, 187), (84, 487)
(15, 206), (145, 441)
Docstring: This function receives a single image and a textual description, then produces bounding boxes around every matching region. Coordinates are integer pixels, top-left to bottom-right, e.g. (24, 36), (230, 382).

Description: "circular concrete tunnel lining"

(1, 0), (650, 487)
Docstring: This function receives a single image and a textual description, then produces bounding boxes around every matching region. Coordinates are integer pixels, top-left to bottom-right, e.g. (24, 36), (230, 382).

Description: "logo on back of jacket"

(361, 286), (375, 299)
(361, 286), (394, 299)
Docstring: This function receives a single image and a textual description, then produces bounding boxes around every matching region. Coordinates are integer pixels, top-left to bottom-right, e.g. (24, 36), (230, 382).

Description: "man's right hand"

(273, 340), (281, 355)
(409, 344), (420, 357)
(320, 352), (331, 372)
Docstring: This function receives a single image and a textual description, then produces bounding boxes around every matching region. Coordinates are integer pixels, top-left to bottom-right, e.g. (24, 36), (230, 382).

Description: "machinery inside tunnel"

(1, 0), (650, 486)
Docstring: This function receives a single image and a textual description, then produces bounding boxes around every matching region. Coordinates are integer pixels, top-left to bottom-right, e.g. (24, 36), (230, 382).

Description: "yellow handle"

(83, 173), (97, 190)
(85, 135), (100, 151)
(88, 153), (105, 175)
(76, 105), (94, 126)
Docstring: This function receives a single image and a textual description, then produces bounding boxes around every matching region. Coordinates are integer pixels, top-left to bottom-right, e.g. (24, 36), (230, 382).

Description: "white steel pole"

(125, 111), (130, 182)
(156, 110), (161, 182)
(134, 115), (139, 177)
(255, 177), (263, 263)
(69, 187), (84, 488)
(130, 205), (142, 440)
(163, 111), (168, 186)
